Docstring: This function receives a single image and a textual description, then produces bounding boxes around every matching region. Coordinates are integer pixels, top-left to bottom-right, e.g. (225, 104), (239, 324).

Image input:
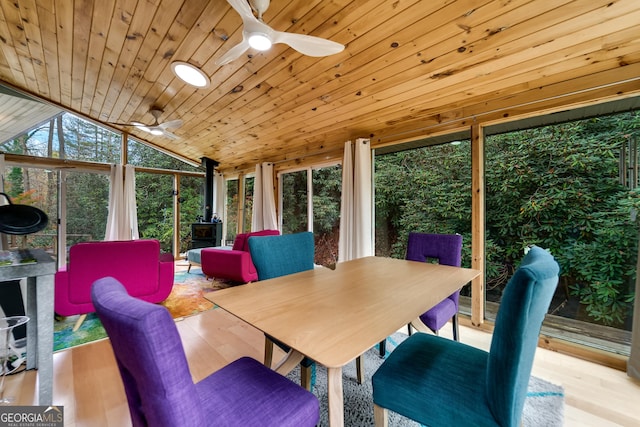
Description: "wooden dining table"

(205, 256), (481, 427)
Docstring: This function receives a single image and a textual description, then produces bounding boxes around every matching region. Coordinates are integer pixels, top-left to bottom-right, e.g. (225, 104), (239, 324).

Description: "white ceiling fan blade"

(132, 122), (152, 133)
(228, 0), (255, 22)
(161, 130), (179, 140)
(272, 31), (344, 57)
(159, 119), (183, 129)
(218, 0), (276, 65)
(219, 0), (343, 64)
(216, 36), (251, 66)
(147, 126), (179, 139)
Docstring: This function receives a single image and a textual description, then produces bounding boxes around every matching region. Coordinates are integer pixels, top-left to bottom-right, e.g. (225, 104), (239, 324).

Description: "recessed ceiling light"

(248, 33), (272, 51)
(171, 61), (210, 88)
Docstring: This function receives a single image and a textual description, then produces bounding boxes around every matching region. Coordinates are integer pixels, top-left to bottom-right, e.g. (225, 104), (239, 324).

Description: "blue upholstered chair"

(372, 246), (559, 427)
(91, 277), (319, 427)
(379, 232), (463, 357)
(248, 231), (316, 280)
(248, 232), (318, 390)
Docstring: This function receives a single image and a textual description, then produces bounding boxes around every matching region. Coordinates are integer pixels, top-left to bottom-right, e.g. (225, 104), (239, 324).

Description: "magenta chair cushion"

(55, 239), (174, 316)
(201, 229), (279, 282)
(91, 277), (319, 427)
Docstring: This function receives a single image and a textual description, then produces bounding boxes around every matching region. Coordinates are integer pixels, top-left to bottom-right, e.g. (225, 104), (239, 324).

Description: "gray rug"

(287, 333), (564, 426)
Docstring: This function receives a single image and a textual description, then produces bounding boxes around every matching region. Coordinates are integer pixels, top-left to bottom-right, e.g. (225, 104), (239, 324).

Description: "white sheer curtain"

(338, 138), (373, 262)
(105, 164), (139, 241)
(251, 162), (278, 231)
(213, 172), (225, 220)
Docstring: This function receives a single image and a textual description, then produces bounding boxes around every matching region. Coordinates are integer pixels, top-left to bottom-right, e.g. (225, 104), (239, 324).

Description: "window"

(135, 172), (175, 252)
(2, 166), (60, 252)
(374, 109), (640, 355)
(0, 113), (121, 164)
(312, 165), (341, 266)
(64, 171), (109, 245)
(279, 164), (342, 265)
(1, 107), (205, 259)
(374, 140), (472, 300)
(485, 113), (639, 354)
(281, 170), (308, 234)
(243, 176), (254, 233)
(179, 175), (205, 252)
(225, 179), (239, 242)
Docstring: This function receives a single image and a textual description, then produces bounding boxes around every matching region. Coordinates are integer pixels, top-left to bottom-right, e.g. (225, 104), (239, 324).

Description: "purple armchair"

(200, 229), (279, 282)
(55, 239), (174, 329)
(91, 277), (319, 427)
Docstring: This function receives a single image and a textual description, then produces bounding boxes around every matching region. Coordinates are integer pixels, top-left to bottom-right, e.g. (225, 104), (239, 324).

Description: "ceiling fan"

(116, 108), (183, 139)
(216, 0), (345, 66)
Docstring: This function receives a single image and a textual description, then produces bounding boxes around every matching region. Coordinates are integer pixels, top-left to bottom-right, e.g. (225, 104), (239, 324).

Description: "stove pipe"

(201, 157), (219, 222)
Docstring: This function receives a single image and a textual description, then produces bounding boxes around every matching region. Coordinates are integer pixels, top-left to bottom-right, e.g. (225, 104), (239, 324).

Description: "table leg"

(25, 275), (53, 405)
(273, 349), (304, 375)
(36, 274), (53, 405)
(327, 366), (344, 427)
(25, 278), (36, 371)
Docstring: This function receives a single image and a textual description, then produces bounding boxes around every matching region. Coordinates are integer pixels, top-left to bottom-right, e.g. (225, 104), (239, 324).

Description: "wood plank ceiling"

(0, 0), (639, 173)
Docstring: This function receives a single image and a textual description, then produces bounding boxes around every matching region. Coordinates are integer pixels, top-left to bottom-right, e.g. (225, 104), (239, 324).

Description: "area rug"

(287, 333), (564, 427)
(53, 267), (233, 351)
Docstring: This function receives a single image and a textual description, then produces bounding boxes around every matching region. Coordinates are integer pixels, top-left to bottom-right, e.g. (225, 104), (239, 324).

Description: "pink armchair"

(55, 239), (174, 328)
(200, 230), (280, 283)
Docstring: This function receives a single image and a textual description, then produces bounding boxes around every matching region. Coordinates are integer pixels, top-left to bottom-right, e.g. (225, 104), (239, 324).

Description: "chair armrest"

(157, 253), (175, 301)
(159, 252), (174, 263)
(201, 249), (257, 283)
(54, 268), (76, 316)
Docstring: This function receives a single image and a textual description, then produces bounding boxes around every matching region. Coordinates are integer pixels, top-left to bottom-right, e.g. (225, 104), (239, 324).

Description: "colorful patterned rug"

(53, 267), (235, 351)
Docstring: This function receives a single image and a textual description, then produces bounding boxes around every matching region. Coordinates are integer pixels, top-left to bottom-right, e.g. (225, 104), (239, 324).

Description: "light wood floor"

(4, 307), (640, 426)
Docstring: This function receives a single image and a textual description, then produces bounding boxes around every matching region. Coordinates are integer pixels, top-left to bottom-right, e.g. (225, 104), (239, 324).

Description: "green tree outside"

(375, 112), (640, 329)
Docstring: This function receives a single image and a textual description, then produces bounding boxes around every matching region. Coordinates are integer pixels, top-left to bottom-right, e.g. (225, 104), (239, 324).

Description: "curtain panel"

(213, 172), (225, 221)
(105, 164), (139, 241)
(338, 138), (373, 262)
(251, 162), (278, 231)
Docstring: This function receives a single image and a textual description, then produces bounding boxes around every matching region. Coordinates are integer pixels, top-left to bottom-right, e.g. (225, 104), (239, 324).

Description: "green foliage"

(375, 112), (640, 327)
(226, 179), (239, 242)
(243, 177), (254, 233)
(281, 171), (308, 233)
(374, 143), (475, 261)
(280, 165), (342, 265)
(65, 172), (109, 242)
(7, 168), (24, 195)
(564, 190), (640, 325)
(312, 165), (342, 234)
(484, 115), (638, 326)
